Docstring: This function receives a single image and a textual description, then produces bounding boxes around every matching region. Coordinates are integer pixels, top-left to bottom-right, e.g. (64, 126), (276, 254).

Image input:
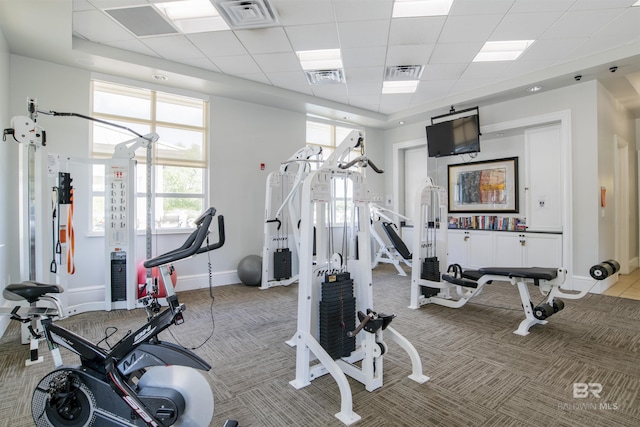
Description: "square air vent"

(212, 0), (280, 29)
(305, 69), (345, 85)
(106, 6), (178, 37)
(384, 65), (424, 81)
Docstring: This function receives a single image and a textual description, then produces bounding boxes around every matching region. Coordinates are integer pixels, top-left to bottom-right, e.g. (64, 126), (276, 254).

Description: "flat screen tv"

(426, 114), (480, 158)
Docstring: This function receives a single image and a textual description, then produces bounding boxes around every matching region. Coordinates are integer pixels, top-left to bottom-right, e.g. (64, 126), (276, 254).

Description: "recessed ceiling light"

(296, 49), (343, 70)
(155, 0), (230, 33)
(398, 121), (406, 125)
(633, 1), (640, 6)
(473, 40), (535, 62)
(527, 85), (542, 93)
(152, 74), (168, 81)
(392, 0), (454, 18)
(382, 80), (419, 94)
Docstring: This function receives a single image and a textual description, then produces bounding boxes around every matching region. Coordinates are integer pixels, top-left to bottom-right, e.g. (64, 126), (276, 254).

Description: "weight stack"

(110, 252), (127, 302)
(420, 257), (440, 281)
(319, 272), (356, 360)
(273, 248), (292, 280)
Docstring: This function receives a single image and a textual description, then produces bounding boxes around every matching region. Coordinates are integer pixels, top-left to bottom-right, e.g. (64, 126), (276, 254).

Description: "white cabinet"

(450, 230), (562, 269)
(448, 230), (493, 269)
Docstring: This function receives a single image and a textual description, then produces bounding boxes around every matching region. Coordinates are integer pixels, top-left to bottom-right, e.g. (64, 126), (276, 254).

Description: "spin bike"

(3, 207), (225, 426)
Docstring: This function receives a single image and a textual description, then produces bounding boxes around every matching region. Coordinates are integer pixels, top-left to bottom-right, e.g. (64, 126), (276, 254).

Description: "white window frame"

(90, 76), (209, 233)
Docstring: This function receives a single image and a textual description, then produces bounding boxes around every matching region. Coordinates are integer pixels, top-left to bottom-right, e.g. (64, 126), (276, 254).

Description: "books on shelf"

(447, 215), (526, 231)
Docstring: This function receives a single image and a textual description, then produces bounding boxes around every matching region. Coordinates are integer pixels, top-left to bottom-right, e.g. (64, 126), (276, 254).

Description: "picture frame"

(448, 157), (519, 213)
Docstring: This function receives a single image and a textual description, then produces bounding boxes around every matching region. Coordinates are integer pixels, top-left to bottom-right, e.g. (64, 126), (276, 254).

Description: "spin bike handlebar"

(143, 207), (225, 269)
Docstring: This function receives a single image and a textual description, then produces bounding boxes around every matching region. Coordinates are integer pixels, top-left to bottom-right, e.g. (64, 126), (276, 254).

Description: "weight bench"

(420, 261), (618, 336)
(371, 222), (412, 276)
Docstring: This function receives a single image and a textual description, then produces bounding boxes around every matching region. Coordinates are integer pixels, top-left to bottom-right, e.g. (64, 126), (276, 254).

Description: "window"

(91, 80), (208, 231)
(306, 120), (361, 224)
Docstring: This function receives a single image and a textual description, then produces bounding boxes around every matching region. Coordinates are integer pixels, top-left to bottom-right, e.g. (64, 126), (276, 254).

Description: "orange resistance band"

(66, 189), (75, 275)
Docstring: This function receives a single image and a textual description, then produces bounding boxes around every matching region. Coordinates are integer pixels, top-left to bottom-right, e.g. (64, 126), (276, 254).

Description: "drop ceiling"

(1, 0), (640, 128)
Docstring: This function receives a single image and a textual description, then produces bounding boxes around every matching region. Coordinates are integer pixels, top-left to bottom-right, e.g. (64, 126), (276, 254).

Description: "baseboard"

(628, 257), (639, 273)
(568, 273), (618, 294)
(176, 270), (240, 292)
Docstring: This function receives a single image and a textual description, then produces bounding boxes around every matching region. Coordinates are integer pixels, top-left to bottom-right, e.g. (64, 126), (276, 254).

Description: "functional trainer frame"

(289, 130), (428, 425)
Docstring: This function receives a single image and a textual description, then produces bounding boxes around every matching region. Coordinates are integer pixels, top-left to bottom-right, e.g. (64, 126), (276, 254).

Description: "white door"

(404, 146), (429, 218)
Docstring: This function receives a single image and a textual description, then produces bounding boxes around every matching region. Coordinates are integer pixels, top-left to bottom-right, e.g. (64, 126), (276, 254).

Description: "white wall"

(596, 82), (638, 269)
(0, 18), (17, 336)
(4, 55), (386, 306)
(383, 81), (637, 279)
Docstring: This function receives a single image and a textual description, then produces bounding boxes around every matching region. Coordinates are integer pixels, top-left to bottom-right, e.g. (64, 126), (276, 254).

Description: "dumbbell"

(589, 259), (620, 280)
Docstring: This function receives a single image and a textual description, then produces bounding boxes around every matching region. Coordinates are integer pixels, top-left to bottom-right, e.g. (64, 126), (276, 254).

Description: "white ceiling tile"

(333, 0), (394, 22)
(265, 71), (314, 94)
(345, 67), (384, 84)
(413, 80), (457, 101)
(87, 0), (148, 9)
(569, 0), (639, 10)
(141, 35), (203, 59)
(388, 17), (446, 46)
(460, 62), (512, 81)
(450, 0), (515, 15)
(567, 35), (637, 60)
(341, 47), (387, 68)
(593, 7), (640, 40)
(509, 0), (575, 13)
(187, 32), (248, 57)
(270, 0), (335, 26)
(489, 12), (562, 40)
(338, 20), (390, 48)
(429, 42), (483, 64)
(235, 27), (292, 54)
(385, 44), (434, 66)
(284, 23), (340, 51)
(438, 14), (503, 43)
(542, 9), (624, 39)
(347, 81), (383, 96)
(518, 38), (588, 61)
(73, 10), (136, 42)
(213, 55), (262, 74)
(500, 59), (556, 79)
(253, 52), (301, 73)
(421, 63), (468, 80)
(450, 78), (495, 94)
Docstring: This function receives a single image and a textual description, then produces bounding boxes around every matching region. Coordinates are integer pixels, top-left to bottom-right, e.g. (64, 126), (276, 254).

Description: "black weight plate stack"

(420, 257), (440, 282)
(273, 248), (292, 280)
(320, 272), (356, 359)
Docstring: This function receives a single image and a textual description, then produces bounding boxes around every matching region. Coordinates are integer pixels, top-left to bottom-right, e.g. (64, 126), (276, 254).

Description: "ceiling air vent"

(106, 6), (178, 37)
(305, 69), (345, 85)
(212, 0), (280, 29)
(385, 65), (424, 81)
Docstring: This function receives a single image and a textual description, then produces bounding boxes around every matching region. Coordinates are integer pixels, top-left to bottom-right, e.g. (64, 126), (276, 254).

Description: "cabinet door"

(494, 233), (525, 267)
(467, 231), (494, 269)
(523, 233), (563, 267)
(447, 230), (468, 267)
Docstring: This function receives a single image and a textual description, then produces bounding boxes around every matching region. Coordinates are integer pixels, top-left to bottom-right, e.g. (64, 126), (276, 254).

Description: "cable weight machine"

(289, 130), (428, 425)
(261, 145), (323, 289)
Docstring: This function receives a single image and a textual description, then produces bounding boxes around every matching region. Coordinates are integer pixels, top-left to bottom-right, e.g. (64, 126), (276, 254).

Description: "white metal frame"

(261, 146), (322, 289)
(289, 131), (428, 425)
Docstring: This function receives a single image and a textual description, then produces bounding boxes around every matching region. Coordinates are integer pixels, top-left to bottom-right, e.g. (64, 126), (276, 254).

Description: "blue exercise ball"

(238, 255), (262, 286)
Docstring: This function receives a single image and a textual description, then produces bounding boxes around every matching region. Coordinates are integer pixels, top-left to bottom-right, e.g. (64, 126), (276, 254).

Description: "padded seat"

(477, 267), (558, 281)
(3, 281), (63, 303)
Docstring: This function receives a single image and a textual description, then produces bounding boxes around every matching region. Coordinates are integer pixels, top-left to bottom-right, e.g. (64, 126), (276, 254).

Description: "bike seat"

(3, 281), (63, 303)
